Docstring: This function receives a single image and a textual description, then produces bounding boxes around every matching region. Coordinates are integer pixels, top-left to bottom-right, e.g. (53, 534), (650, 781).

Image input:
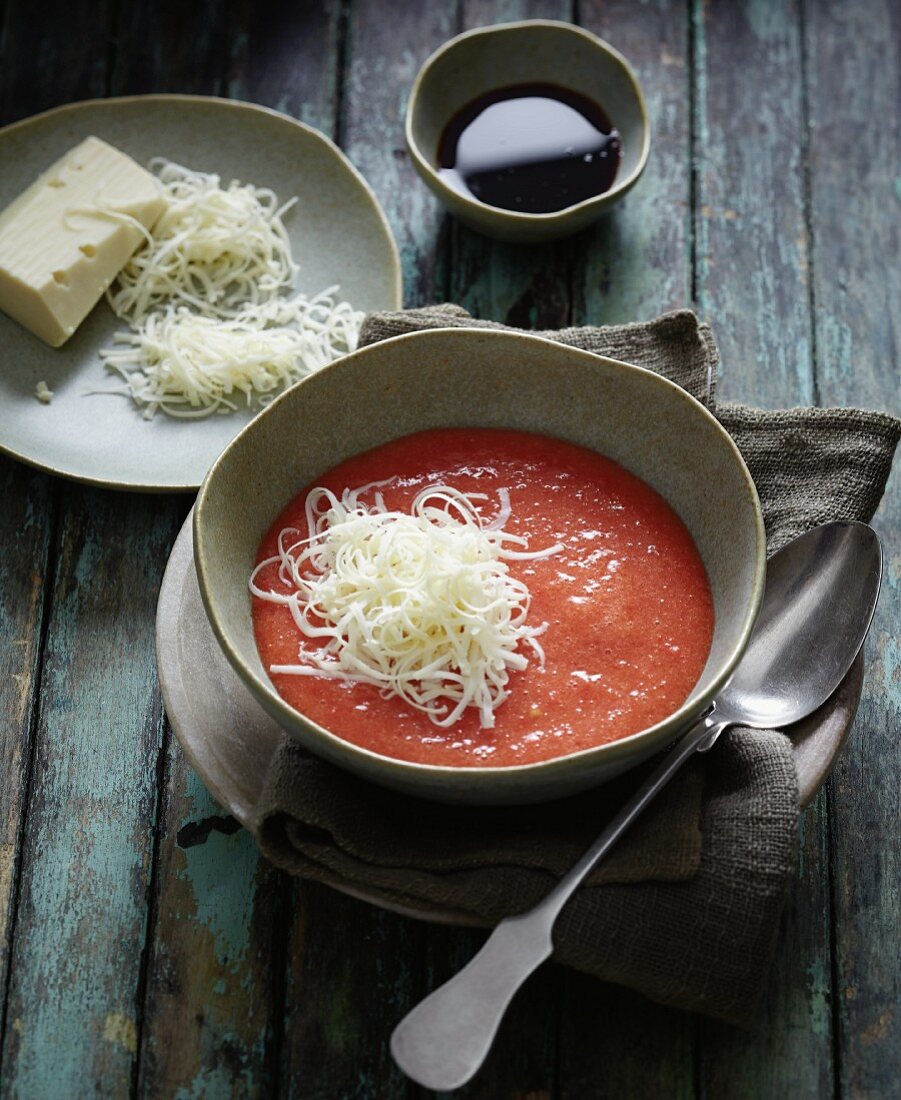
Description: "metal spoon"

(391, 521), (882, 1092)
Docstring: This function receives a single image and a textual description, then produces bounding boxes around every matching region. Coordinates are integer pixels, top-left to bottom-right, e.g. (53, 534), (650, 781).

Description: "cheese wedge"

(0, 136), (166, 347)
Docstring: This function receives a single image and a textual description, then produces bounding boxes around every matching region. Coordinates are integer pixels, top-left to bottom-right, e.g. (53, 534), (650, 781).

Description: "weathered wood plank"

(698, 792), (834, 1099)
(270, 4), (444, 1094)
(575, 0), (691, 326)
(561, 977), (696, 1100)
(555, 3), (699, 1096)
(692, 4), (834, 1095)
(0, 463), (54, 1030)
(0, 491), (183, 1097)
(226, 1), (342, 133)
(341, 0), (459, 304)
(113, 6), (345, 1095)
(0, 0), (116, 121)
(694, 0), (815, 408)
(111, 0), (238, 97)
(280, 884), (416, 1100)
(137, 751), (283, 1099)
(0, 1), (118, 1085)
(427, 4), (571, 1096)
(804, 1), (901, 1095)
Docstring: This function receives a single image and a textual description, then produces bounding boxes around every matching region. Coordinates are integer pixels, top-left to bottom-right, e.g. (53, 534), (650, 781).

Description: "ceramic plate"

(0, 95), (402, 491)
(157, 511), (862, 924)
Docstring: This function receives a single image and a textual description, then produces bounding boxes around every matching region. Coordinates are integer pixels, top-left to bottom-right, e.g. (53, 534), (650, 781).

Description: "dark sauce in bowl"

(437, 83), (622, 214)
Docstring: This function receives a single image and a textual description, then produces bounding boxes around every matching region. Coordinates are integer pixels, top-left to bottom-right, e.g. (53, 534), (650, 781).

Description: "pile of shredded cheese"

(250, 484), (562, 729)
(101, 288), (361, 419)
(108, 159), (298, 326)
(98, 160), (363, 418)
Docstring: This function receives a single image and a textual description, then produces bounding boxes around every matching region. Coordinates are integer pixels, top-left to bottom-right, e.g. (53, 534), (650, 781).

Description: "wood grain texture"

(341, 0), (459, 304)
(0, 1), (896, 1095)
(0, 3), (119, 1090)
(692, 3), (835, 1096)
(111, 0), (241, 97)
(575, 0), (691, 325)
(279, 884), (416, 1100)
(804, 1), (900, 1096)
(270, 6), (433, 1094)
(694, 0), (814, 407)
(137, 750), (283, 1099)
(429, 4), (572, 1096)
(0, 0), (116, 121)
(0, 491), (182, 1097)
(555, 4), (703, 1097)
(227, 0), (343, 132)
(0, 463), (54, 1025)
(119, 8), (346, 1097)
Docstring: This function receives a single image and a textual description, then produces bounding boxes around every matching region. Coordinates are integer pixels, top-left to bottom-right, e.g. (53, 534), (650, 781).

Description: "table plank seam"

(798, 0), (821, 409)
(131, 717), (173, 1100)
(0, 483), (61, 1074)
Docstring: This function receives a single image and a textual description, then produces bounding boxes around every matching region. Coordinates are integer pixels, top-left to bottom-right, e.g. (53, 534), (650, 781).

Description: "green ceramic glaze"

(195, 328), (765, 805)
(405, 21), (650, 243)
(0, 95), (401, 491)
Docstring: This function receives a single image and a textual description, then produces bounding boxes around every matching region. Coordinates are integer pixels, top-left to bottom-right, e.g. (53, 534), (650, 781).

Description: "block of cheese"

(0, 136), (166, 347)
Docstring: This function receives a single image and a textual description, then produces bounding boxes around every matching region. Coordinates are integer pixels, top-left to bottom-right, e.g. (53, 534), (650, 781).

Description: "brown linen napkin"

(256, 306), (900, 1025)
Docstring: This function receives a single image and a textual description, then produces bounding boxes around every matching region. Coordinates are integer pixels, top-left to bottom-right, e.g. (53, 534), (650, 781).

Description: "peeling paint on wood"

(574, 0), (692, 325)
(805, 1), (901, 1096)
(0, 491), (182, 1097)
(691, 2), (834, 1095)
(137, 751), (281, 1100)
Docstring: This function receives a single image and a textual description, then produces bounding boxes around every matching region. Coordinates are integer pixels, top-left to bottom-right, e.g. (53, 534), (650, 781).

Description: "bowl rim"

(194, 326), (766, 786)
(404, 19), (651, 226)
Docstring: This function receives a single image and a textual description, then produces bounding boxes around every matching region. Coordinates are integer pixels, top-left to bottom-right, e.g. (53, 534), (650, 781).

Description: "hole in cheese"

(52, 270), (69, 286)
(79, 244), (97, 258)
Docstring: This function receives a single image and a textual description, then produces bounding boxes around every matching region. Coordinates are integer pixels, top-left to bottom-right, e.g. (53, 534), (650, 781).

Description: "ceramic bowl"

(405, 21), (650, 243)
(194, 328), (765, 805)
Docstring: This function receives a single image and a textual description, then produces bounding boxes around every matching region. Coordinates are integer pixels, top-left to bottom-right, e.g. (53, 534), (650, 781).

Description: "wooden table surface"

(0, 1), (898, 1097)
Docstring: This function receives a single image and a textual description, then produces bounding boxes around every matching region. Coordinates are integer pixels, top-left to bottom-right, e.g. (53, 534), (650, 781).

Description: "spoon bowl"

(716, 522), (882, 728)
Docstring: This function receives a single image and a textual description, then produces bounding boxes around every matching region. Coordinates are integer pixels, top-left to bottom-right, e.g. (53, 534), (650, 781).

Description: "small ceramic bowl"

(405, 21), (650, 243)
(194, 328), (765, 805)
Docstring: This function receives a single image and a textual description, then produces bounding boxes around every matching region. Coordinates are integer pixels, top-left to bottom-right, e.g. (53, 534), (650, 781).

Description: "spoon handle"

(390, 712), (729, 1092)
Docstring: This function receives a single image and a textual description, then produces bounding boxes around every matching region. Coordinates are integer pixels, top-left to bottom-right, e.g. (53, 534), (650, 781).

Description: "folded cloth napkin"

(256, 306), (899, 1025)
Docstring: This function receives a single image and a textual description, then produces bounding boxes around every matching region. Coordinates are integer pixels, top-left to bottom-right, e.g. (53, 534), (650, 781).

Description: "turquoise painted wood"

(556, 4), (700, 1096)
(137, 749), (283, 1099)
(0, 1), (897, 1097)
(0, 462), (53, 1017)
(691, 3), (834, 1096)
(106, 12), (285, 1098)
(0, 491), (182, 1097)
(342, 0), (460, 305)
(805, 2), (900, 1096)
(575, 0), (692, 326)
(693, 0), (815, 408)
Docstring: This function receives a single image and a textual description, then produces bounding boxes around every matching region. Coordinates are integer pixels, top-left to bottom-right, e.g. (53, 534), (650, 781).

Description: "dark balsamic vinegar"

(437, 82), (622, 214)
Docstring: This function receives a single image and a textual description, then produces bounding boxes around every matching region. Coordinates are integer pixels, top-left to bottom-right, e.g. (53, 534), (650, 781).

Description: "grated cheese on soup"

(250, 483), (562, 729)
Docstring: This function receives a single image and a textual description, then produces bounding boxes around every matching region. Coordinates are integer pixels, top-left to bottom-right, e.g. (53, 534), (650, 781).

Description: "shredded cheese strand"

(95, 160), (364, 418)
(107, 159), (298, 326)
(250, 484), (562, 729)
(98, 287), (363, 419)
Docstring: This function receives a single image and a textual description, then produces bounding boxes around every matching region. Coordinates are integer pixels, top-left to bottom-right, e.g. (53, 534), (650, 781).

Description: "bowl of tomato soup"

(194, 328), (765, 805)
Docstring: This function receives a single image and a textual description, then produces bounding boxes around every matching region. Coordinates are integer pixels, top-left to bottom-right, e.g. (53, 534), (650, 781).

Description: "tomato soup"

(252, 428), (714, 766)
